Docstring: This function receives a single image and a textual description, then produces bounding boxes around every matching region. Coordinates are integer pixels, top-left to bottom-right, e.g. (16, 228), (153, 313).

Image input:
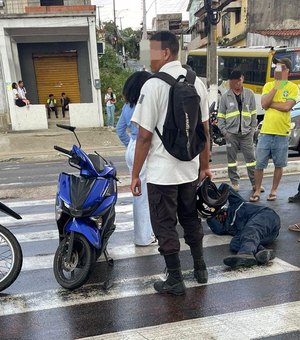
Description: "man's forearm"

(261, 89), (276, 110)
(270, 101), (295, 112)
(199, 121), (211, 171)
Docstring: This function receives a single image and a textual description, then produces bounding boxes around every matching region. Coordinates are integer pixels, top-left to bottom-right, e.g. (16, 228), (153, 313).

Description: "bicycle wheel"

(53, 233), (95, 290)
(0, 225), (23, 292)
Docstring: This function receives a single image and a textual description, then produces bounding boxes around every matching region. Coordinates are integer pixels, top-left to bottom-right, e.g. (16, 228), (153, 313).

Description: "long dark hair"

(122, 71), (151, 108)
(107, 86), (114, 100)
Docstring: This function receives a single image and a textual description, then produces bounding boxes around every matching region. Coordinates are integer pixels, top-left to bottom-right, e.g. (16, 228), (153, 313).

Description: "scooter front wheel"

(0, 224), (23, 292)
(53, 233), (95, 290)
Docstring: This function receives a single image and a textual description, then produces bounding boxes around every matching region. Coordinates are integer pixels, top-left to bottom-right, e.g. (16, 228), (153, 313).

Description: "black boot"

(191, 245), (208, 283)
(154, 253), (186, 296)
(154, 268), (186, 295)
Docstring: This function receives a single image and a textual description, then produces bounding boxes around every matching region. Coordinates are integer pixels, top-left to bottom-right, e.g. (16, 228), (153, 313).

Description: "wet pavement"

(0, 174), (299, 339)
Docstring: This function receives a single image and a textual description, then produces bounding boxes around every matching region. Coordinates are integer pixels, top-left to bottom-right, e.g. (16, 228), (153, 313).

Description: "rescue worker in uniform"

(207, 184), (281, 268)
(218, 70), (263, 193)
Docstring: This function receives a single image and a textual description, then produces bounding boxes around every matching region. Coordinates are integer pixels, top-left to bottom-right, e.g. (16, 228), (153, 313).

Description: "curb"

(117, 160), (300, 187)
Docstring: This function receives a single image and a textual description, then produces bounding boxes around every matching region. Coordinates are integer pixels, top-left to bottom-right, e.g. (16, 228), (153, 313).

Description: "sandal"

(267, 193), (277, 201)
(249, 194), (260, 202)
(288, 223), (300, 232)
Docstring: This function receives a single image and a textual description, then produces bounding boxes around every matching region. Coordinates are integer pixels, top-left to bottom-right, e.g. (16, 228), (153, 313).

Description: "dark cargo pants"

(147, 180), (204, 256)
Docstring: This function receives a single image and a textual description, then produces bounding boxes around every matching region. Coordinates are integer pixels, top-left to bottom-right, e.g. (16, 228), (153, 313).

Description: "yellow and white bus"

(187, 46), (300, 120)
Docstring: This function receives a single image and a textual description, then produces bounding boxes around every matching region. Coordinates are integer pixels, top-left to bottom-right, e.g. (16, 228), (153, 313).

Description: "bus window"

(188, 55), (207, 77)
(220, 56), (268, 85)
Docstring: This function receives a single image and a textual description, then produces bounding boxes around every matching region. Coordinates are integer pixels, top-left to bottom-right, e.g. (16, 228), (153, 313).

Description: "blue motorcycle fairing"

(92, 195), (117, 217)
(58, 173), (114, 212)
(65, 218), (101, 249)
(71, 145), (116, 178)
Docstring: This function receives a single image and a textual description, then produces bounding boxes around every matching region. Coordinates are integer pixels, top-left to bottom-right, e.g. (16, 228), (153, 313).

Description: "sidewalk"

(1, 127), (300, 184)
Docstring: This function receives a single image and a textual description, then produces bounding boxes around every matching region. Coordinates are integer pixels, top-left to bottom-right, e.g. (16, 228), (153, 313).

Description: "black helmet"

(197, 177), (229, 218)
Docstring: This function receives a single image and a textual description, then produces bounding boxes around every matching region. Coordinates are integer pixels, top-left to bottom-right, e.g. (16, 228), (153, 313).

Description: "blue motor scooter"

(53, 124), (118, 290)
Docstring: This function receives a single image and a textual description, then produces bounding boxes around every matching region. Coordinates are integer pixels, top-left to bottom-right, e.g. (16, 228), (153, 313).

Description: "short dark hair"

(18, 80), (23, 85)
(12, 82), (17, 89)
(123, 71), (151, 107)
(61, 92), (65, 96)
(150, 31), (179, 56)
(229, 70), (243, 80)
(49, 93), (54, 97)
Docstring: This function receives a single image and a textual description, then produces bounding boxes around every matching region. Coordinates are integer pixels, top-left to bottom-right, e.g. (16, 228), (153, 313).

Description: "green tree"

(99, 46), (132, 120)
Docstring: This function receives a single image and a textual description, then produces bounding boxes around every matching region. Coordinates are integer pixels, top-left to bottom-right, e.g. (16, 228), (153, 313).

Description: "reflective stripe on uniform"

(220, 111), (254, 119)
(228, 162), (238, 167)
(224, 111), (240, 119)
(246, 161), (256, 167)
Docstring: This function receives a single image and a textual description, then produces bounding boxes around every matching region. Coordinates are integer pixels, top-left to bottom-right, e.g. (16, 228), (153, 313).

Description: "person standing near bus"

(250, 58), (299, 202)
(218, 70), (258, 192)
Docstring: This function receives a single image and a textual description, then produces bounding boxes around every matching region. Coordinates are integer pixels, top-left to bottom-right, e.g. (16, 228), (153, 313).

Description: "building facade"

(0, 0), (103, 131)
(187, 0), (300, 50)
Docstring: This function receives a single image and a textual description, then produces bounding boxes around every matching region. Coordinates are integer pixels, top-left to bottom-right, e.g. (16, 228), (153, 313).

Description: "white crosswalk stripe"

(1, 196), (300, 339)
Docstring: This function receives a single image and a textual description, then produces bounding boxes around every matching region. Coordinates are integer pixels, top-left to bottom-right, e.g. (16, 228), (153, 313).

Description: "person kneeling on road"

(206, 183), (280, 268)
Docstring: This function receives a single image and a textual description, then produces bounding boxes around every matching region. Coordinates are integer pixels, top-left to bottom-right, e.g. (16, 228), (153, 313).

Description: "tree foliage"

(99, 46), (132, 117)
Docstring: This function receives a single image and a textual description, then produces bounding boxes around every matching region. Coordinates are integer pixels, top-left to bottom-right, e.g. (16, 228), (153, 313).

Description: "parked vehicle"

(0, 202), (23, 292)
(290, 101), (300, 154)
(254, 102), (300, 154)
(53, 124), (118, 290)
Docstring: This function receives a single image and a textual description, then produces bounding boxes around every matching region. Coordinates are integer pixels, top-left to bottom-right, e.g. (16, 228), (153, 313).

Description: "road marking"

(2, 193), (133, 209)
(1, 258), (298, 316)
(0, 204), (133, 225)
(79, 301), (300, 340)
(20, 235), (232, 271)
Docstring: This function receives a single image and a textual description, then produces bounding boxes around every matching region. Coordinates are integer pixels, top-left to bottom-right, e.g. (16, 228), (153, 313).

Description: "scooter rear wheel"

(53, 233), (95, 290)
(0, 224), (23, 292)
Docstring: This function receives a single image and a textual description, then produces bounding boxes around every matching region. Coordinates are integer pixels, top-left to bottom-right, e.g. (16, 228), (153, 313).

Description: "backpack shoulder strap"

(185, 69), (196, 84)
(150, 72), (177, 86)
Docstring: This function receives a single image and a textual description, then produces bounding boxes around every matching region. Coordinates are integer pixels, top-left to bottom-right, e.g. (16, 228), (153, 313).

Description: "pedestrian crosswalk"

(1, 193), (300, 340)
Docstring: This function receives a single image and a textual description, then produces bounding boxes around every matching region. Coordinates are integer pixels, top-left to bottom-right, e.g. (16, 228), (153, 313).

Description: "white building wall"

(247, 33), (300, 47)
(0, 14), (102, 130)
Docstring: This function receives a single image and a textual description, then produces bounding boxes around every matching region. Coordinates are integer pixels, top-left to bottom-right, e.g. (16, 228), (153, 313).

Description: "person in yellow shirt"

(250, 58), (299, 202)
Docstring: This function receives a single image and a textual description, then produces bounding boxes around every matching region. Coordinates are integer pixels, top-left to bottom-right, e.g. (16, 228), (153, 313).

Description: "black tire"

(0, 225), (23, 292)
(53, 233), (95, 290)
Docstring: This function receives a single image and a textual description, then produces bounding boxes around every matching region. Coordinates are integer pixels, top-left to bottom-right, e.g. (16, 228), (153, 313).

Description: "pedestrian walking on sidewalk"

(250, 58), (299, 202)
(104, 86), (116, 129)
(217, 70), (258, 192)
(131, 31), (212, 296)
(207, 184), (280, 268)
(116, 71), (157, 246)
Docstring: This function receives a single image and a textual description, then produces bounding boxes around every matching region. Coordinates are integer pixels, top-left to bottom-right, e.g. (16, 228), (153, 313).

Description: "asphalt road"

(0, 174), (300, 339)
(0, 146), (299, 191)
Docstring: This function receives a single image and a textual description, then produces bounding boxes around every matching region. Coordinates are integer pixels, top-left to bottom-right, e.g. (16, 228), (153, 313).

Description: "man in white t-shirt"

(131, 31), (212, 295)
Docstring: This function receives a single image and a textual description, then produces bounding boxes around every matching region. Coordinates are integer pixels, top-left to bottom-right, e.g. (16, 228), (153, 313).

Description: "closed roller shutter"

(33, 53), (80, 105)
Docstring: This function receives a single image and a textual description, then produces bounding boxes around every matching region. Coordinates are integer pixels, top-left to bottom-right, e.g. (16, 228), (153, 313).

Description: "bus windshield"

(272, 49), (300, 80)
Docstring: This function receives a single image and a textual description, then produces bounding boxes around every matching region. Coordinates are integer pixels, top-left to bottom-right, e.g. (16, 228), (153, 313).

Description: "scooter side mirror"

(56, 124), (76, 132)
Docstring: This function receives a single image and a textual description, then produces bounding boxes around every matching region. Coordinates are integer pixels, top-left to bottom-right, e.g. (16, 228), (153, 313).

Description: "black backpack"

(152, 69), (206, 161)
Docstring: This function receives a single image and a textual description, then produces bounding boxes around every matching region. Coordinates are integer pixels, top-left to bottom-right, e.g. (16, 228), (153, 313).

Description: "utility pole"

(204, 0), (220, 106)
(96, 5), (104, 29)
(113, 0), (118, 50)
(142, 0), (147, 40)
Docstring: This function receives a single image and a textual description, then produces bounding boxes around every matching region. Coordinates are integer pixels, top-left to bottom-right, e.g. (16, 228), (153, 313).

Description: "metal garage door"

(33, 53), (80, 105)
